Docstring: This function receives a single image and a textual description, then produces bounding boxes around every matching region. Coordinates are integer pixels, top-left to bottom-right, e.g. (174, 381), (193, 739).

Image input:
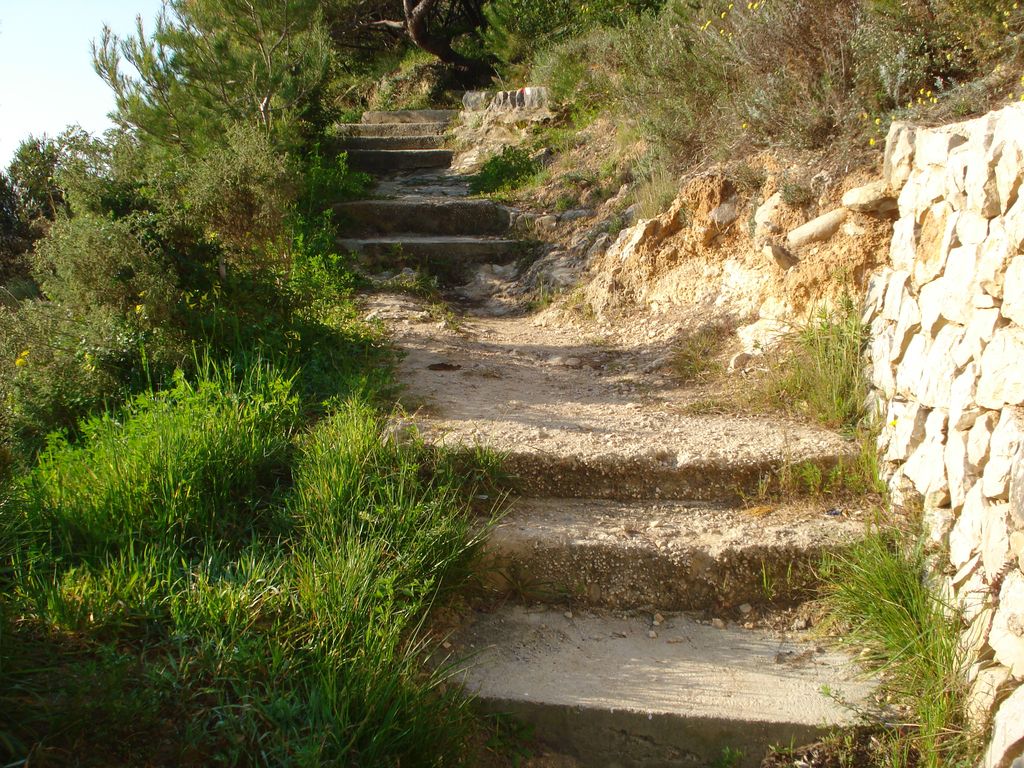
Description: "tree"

(93, 0), (335, 154)
(402, 0), (492, 77)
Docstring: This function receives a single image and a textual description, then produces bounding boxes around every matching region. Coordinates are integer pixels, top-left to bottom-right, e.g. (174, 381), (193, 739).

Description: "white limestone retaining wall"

(866, 104), (1024, 768)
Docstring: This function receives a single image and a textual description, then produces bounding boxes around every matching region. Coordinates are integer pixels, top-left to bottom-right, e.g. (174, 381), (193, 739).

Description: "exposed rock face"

(868, 104), (1024, 764)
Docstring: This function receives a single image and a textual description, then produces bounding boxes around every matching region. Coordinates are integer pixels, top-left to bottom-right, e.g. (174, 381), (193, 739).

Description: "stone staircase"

(340, 110), (877, 768)
(333, 109), (523, 282)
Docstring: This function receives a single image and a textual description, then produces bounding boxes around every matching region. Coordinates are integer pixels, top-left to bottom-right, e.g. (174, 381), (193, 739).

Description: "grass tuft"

(820, 527), (978, 767)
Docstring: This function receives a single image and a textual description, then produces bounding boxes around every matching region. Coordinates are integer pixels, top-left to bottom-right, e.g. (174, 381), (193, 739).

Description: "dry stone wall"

(866, 104), (1024, 768)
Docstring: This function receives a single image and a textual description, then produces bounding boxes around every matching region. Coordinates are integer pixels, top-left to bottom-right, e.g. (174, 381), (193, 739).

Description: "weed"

(527, 282), (560, 312)
(756, 294), (869, 435)
(780, 180), (816, 207)
(712, 746), (745, 768)
(470, 146), (541, 196)
(669, 323), (730, 384)
(820, 527), (979, 767)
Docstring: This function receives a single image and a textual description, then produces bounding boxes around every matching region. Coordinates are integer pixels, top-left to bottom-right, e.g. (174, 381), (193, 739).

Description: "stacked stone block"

(866, 104), (1024, 768)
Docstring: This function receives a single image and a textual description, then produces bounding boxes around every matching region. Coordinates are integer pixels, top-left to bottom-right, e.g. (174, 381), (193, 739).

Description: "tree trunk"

(403, 0), (494, 78)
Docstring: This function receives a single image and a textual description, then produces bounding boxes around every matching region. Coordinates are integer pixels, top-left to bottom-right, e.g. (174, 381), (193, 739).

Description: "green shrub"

(470, 145), (541, 194)
(483, 0), (664, 65)
(0, 301), (154, 455)
(32, 211), (176, 318)
(184, 122), (298, 270)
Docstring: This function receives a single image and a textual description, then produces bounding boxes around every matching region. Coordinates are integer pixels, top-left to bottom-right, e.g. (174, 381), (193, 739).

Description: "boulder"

(983, 409), (1024, 500)
(1003, 257), (1024, 327)
(786, 208), (848, 249)
(883, 121), (916, 191)
(462, 90), (491, 110)
(842, 180), (898, 216)
(904, 408), (949, 498)
(763, 243), (797, 270)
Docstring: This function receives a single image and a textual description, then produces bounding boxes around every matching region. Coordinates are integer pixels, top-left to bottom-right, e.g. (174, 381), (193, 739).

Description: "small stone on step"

(648, 630), (658, 639)
(563, 611), (573, 620)
(653, 613), (664, 626)
(712, 618), (726, 629)
(792, 617), (810, 631)
(739, 603), (753, 615)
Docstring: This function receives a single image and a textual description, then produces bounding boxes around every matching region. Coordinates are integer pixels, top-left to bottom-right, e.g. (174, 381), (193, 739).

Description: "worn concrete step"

(334, 198), (511, 237)
(336, 135), (446, 150)
(337, 235), (525, 282)
(419, 419), (853, 503)
(482, 498), (863, 612)
(450, 606), (874, 768)
(361, 109), (458, 124)
(334, 122), (448, 138)
(346, 149), (454, 173)
(372, 172), (472, 199)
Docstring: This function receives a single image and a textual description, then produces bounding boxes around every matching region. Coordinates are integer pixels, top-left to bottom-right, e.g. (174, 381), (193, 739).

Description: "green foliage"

(760, 295), (870, 434)
(24, 362), (298, 563)
(482, 0), (663, 65)
(6, 134), (65, 223)
(0, 367), (497, 765)
(184, 122), (298, 266)
(821, 529), (978, 767)
(470, 145), (541, 194)
(0, 302), (152, 456)
(529, 0), (1024, 165)
(32, 212), (176, 317)
(93, 0), (334, 153)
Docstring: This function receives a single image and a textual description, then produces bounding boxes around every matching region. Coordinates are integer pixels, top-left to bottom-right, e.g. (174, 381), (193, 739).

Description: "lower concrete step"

(450, 606), (874, 768)
(334, 122), (448, 138)
(337, 235), (525, 282)
(482, 498), (864, 611)
(361, 108), (458, 124)
(334, 198), (511, 237)
(347, 149), (454, 173)
(335, 135), (446, 151)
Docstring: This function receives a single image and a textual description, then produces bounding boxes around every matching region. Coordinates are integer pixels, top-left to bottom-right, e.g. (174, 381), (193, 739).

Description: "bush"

(0, 301), (153, 455)
(184, 123), (298, 270)
(32, 211), (176, 319)
(483, 0), (664, 65)
(469, 145), (541, 194)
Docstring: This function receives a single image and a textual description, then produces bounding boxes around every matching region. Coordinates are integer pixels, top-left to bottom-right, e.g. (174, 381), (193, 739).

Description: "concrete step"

(334, 198), (511, 237)
(336, 135), (446, 151)
(334, 122), (448, 138)
(337, 235), (525, 282)
(420, 420), (853, 504)
(346, 149), (454, 174)
(372, 172), (472, 199)
(450, 606), (874, 768)
(482, 498), (864, 611)
(361, 109), (458, 124)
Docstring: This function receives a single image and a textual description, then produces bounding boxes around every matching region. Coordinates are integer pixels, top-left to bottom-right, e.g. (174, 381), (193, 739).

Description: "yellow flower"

(874, 117), (881, 125)
(869, 138), (877, 146)
(14, 349), (29, 368)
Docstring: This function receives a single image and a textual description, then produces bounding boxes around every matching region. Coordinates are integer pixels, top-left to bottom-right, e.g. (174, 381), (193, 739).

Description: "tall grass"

(0, 363), (498, 766)
(821, 531), (977, 767)
(759, 295), (870, 435)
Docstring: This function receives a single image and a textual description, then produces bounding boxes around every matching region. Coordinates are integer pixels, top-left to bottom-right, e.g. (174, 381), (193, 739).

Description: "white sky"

(0, 0), (164, 168)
